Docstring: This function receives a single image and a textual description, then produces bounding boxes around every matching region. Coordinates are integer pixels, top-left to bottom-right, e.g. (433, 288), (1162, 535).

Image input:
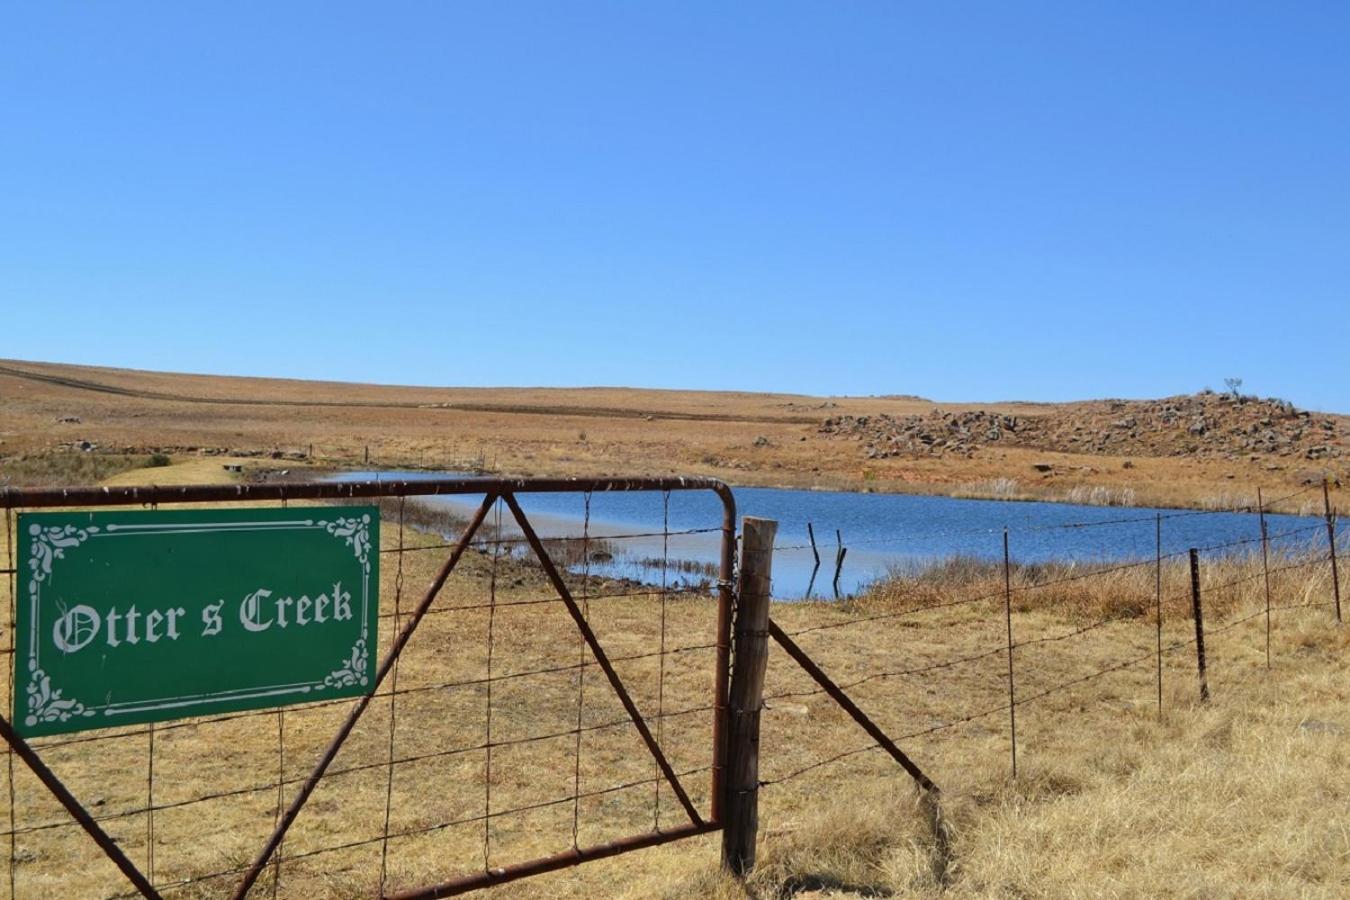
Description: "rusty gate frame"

(0, 476), (738, 899)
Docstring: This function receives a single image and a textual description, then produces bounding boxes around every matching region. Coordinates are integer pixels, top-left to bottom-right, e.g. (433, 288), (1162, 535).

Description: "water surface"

(331, 472), (1328, 598)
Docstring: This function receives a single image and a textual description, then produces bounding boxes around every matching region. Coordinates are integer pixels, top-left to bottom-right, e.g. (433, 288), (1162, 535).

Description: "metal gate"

(0, 477), (736, 898)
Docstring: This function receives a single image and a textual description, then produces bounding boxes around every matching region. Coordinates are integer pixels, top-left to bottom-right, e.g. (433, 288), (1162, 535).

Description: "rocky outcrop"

(819, 393), (1347, 462)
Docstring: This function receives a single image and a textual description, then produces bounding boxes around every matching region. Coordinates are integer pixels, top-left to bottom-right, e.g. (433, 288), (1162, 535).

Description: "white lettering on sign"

(53, 603), (189, 654)
(201, 601), (224, 636)
(52, 605), (101, 653)
(238, 583), (350, 633)
(49, 582), (353, 654)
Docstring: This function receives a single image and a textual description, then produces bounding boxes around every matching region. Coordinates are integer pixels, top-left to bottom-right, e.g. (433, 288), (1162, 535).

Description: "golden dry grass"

(0, 469), (1345, 899)
(3, 358), (1343, 513)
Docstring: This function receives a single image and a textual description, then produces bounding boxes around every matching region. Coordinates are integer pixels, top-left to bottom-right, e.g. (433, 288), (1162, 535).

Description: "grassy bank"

(0, 451), (170, 487)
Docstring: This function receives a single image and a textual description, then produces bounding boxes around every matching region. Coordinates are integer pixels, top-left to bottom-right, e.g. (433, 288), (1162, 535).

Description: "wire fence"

(755, 480), (1343, 796)
(0, 475), (1341, 897)
(0, 479), (734, 899)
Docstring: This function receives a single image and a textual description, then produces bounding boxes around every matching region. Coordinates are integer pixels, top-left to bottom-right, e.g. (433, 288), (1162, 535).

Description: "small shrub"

(0, 452), (151, 487)
(955, 477), (1020, 500)
(1064, 485), (1138, 507)
(147, 453), (172, 468)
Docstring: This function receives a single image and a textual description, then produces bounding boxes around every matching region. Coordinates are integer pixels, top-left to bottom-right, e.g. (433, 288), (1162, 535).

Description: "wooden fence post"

(1188, 549), (1209, 702)
(805, 522), (821, 599)
(722, 517), (776, 877)
(832, 529), (846, 598)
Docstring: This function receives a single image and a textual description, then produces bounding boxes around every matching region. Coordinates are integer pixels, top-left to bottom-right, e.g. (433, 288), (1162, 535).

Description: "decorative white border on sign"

(25, 524), (101, 725)
(22, 514), (375, 728)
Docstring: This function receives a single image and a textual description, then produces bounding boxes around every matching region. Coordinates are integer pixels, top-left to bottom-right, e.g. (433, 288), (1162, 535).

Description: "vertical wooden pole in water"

(722, 517), (776, 877)
(1324, 479), (1342, 624)
(805, 522), (821, 599)
(1003, 529), (1017, 778)
(832, 529), (846, 598)
(1258, 488), (1272, 668)
(1188, 549), (1209, 702)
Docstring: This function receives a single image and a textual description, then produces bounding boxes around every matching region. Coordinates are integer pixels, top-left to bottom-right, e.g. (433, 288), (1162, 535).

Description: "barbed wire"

(768, 482), (1326, 553)
(760, 546), (1339, 791)
(108, 764), (715, 899)
(381, 526), (723, 556)
(778, 588), (1007, 638)
(0, 701), (718, 843)
(763, 644), (1009, 704)
(2, 477), (1340, 897)
(16, 636), (720, 759)
(760, 698), (1013, 787)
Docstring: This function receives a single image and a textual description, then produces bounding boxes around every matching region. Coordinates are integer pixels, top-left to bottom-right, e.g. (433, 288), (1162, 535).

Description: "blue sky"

(2, 3), (1347, 409)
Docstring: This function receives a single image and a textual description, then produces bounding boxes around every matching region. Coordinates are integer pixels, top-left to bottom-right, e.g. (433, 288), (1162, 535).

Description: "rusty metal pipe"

(0, 716), (163, 899)
(710, 482), (735, 824)
(767, 619), (940, 795)
(384, 821), (719, 900)
(0, 476), (732, 509)
(231, 493), (498, 900)
(500, 492), (703, 826)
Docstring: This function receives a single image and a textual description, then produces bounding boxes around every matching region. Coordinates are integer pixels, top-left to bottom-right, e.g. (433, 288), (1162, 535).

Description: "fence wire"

(0, 475), (1340, 897)
(0, 484), (729, 900)
(758, 489), (1342, 793)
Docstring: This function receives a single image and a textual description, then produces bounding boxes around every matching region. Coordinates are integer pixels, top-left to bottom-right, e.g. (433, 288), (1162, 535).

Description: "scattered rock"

(1298, 719), (1344, 735)
(818, 393), (1346, 464)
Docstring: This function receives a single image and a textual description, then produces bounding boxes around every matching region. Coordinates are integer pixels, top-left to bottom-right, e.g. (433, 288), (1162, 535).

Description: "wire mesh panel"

(754, 482), (1343, 809)
(0, 477), (736, 899)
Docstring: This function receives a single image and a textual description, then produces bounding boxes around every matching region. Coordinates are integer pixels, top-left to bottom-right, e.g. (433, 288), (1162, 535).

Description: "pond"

(329, 472), (1330, 599)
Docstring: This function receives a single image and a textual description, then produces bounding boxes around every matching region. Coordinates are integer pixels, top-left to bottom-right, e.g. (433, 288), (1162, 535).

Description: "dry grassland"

(1, 482), (1345, 899)
(4, 359), (1343, 513)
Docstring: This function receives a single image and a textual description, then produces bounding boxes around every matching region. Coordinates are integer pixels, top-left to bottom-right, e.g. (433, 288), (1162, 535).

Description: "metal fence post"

(1324, 479), (1342, 624)
(722, 517), (776, 877)
(1003, 529), (1017, 778)
(1155, 513), (1163, 716)
(1188, 548), (1209, 702)
(1258, 488), (1272, 668)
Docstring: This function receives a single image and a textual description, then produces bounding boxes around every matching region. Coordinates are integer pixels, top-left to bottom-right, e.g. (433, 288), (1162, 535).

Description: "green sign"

(14, 506), (379, 737)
